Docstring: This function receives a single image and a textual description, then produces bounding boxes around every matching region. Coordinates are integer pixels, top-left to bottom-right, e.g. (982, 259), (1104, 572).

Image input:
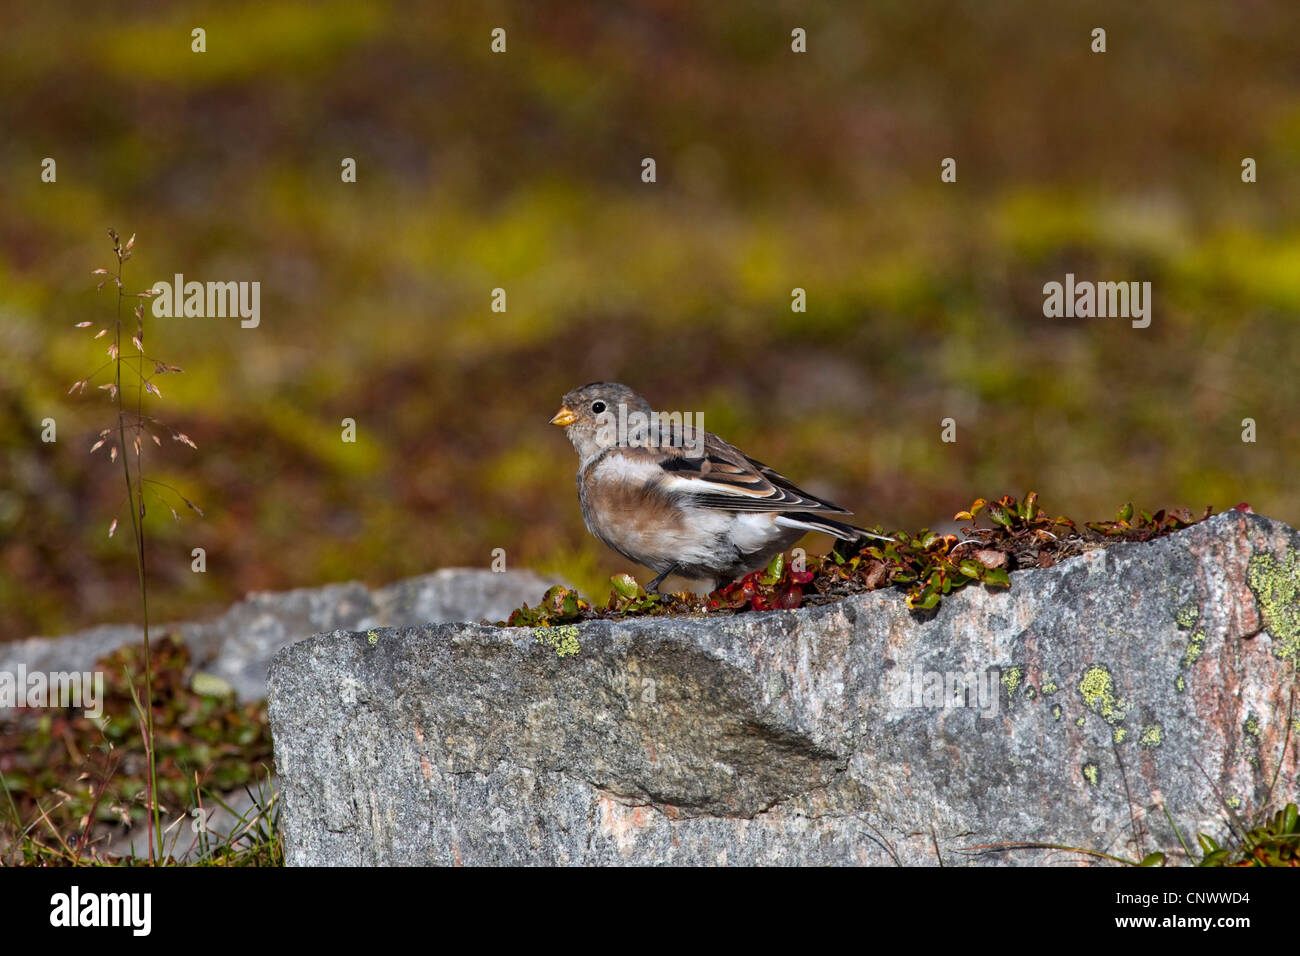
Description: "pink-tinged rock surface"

(269, 511), (1299, 865)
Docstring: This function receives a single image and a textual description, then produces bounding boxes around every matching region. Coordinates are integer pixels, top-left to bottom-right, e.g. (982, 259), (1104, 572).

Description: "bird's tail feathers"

(774, 514), (895, 544)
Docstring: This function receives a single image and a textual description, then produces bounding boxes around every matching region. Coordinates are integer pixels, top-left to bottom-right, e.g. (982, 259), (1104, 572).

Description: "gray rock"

(0, 624), (146, 686)
(267, 511), (1300, 866)
(375, 568), (560, 629)
(1, 569), (557, 703)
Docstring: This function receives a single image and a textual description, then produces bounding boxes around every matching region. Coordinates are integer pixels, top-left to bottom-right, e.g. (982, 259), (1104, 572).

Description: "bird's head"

(550, 382), (653, 464)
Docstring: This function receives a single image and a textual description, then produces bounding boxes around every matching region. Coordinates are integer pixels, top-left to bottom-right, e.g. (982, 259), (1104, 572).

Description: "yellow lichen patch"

(1051, 704), (1062, 721)
(1181, 629), (1206, 669)
(536, 624), (581, 658)
(1041, 679), (1059, 695)
(1082, 763), (1099, 787)
(1078, 665), (1127, 725)
(1000, 665), (1023, 707)
(1139, 724), (1163, 748)
(1238, 713), (1263, 768)
(1247, 550), (1300, 665)
(1175, 602), (1200, 630)
(1113, 727), (1127, 744)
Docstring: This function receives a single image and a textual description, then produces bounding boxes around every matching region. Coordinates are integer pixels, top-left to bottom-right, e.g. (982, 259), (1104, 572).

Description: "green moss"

(1082, 763), (1099, 787)
(1078, 665), (1127, 725)
(1244, 713), (1261, 739)
(536, 624), (581, 658)
(1139, 724), (1163, 748)
(1246, 549), (1300, 665)
(1175, 602), (1200, 630)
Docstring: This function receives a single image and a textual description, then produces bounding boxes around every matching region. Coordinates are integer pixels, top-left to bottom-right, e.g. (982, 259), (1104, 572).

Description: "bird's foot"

(645, 564), (679, 594)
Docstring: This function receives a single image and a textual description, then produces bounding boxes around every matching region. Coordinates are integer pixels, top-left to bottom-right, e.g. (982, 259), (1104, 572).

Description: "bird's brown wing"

(647, 427), (853, 515)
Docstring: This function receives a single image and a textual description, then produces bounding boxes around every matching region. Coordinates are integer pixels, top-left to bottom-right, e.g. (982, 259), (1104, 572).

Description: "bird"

(549, 382), (890, 593)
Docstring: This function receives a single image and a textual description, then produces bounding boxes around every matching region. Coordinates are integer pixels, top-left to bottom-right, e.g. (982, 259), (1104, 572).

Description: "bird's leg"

(646, 564), (679, 594)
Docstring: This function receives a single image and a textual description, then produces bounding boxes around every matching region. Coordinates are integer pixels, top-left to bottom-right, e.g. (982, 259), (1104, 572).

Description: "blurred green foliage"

(2, 1), (1298, 638)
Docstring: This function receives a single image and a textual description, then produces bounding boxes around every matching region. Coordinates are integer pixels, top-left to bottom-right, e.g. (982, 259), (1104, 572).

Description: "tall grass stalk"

(75, 228), (200, 863)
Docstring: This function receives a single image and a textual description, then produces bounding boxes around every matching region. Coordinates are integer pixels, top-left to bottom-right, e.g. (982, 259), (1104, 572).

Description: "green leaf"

(908, 590), (941, 610)
(760, 551), (784, 584)
(981, 568), (1011, 587)
(610, 573), (640, 599)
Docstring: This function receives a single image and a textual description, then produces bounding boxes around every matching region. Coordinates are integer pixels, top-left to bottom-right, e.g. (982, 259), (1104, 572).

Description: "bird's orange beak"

(549, 406), (576, 427)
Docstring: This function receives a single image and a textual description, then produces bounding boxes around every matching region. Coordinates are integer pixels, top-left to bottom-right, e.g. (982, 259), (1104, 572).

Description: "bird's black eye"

(591, 401), (607, 414)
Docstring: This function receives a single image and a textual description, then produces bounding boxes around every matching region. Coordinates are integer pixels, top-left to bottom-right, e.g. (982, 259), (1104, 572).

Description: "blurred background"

(2, 0), (1298, 640)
